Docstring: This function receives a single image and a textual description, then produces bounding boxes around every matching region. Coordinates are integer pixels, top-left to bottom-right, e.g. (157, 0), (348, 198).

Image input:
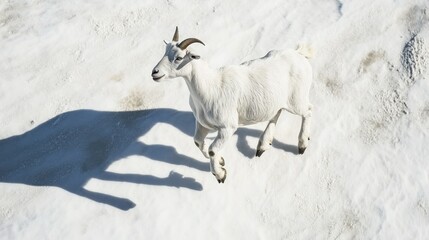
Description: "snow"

(1, 0), (428, 239)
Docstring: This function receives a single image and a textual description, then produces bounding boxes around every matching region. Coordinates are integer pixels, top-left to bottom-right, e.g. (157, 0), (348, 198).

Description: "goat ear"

(163, 40), (168, 45)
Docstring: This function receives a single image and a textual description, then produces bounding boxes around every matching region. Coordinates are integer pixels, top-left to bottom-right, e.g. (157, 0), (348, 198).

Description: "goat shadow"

(235, 127), (299, 158)
(0, 108), (208, 211)
(0, 108), (297, 211)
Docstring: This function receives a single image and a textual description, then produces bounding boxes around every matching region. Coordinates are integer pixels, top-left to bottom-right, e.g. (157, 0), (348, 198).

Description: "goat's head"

(152, 27), (205, 81)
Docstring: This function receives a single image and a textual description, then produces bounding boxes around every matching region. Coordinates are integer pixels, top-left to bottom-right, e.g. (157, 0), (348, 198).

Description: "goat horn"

(178, 38), (205, 50)
(172, 26), (179, 42)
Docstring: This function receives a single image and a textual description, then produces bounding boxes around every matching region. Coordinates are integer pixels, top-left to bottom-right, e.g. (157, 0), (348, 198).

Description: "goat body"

(152, 28), (313, 183)
(188, 49), (312, 130)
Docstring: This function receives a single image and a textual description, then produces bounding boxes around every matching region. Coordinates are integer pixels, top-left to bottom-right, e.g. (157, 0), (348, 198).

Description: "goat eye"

(175, 56), (183, 61)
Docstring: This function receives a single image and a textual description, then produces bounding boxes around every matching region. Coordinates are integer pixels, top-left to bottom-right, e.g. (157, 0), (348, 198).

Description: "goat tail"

(296, 44), (315, 59)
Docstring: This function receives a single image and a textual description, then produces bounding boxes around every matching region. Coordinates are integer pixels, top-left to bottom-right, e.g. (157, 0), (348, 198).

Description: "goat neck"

(184, 59), (221, 101)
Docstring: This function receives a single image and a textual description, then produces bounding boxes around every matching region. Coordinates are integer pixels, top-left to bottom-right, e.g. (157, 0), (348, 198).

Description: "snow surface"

(1, 0), (429, 239)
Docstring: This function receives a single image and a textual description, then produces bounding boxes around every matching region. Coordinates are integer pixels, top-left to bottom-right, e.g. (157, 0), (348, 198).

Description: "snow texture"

(1, 0), (428, 239)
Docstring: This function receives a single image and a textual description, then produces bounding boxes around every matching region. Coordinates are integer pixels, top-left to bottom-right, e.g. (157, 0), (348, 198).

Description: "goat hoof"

(298, 147), (306, 154)
(255, 149), (265, 157)
(219, 157), (225, 166)
(217, 168), (227, 183)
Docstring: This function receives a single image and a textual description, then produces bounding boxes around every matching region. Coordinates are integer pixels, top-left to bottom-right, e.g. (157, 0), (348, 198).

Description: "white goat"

(152, 27), (313, 183)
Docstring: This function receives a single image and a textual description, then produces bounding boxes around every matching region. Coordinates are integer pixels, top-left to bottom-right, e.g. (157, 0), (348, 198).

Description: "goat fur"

(152, 38), (313, 183)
